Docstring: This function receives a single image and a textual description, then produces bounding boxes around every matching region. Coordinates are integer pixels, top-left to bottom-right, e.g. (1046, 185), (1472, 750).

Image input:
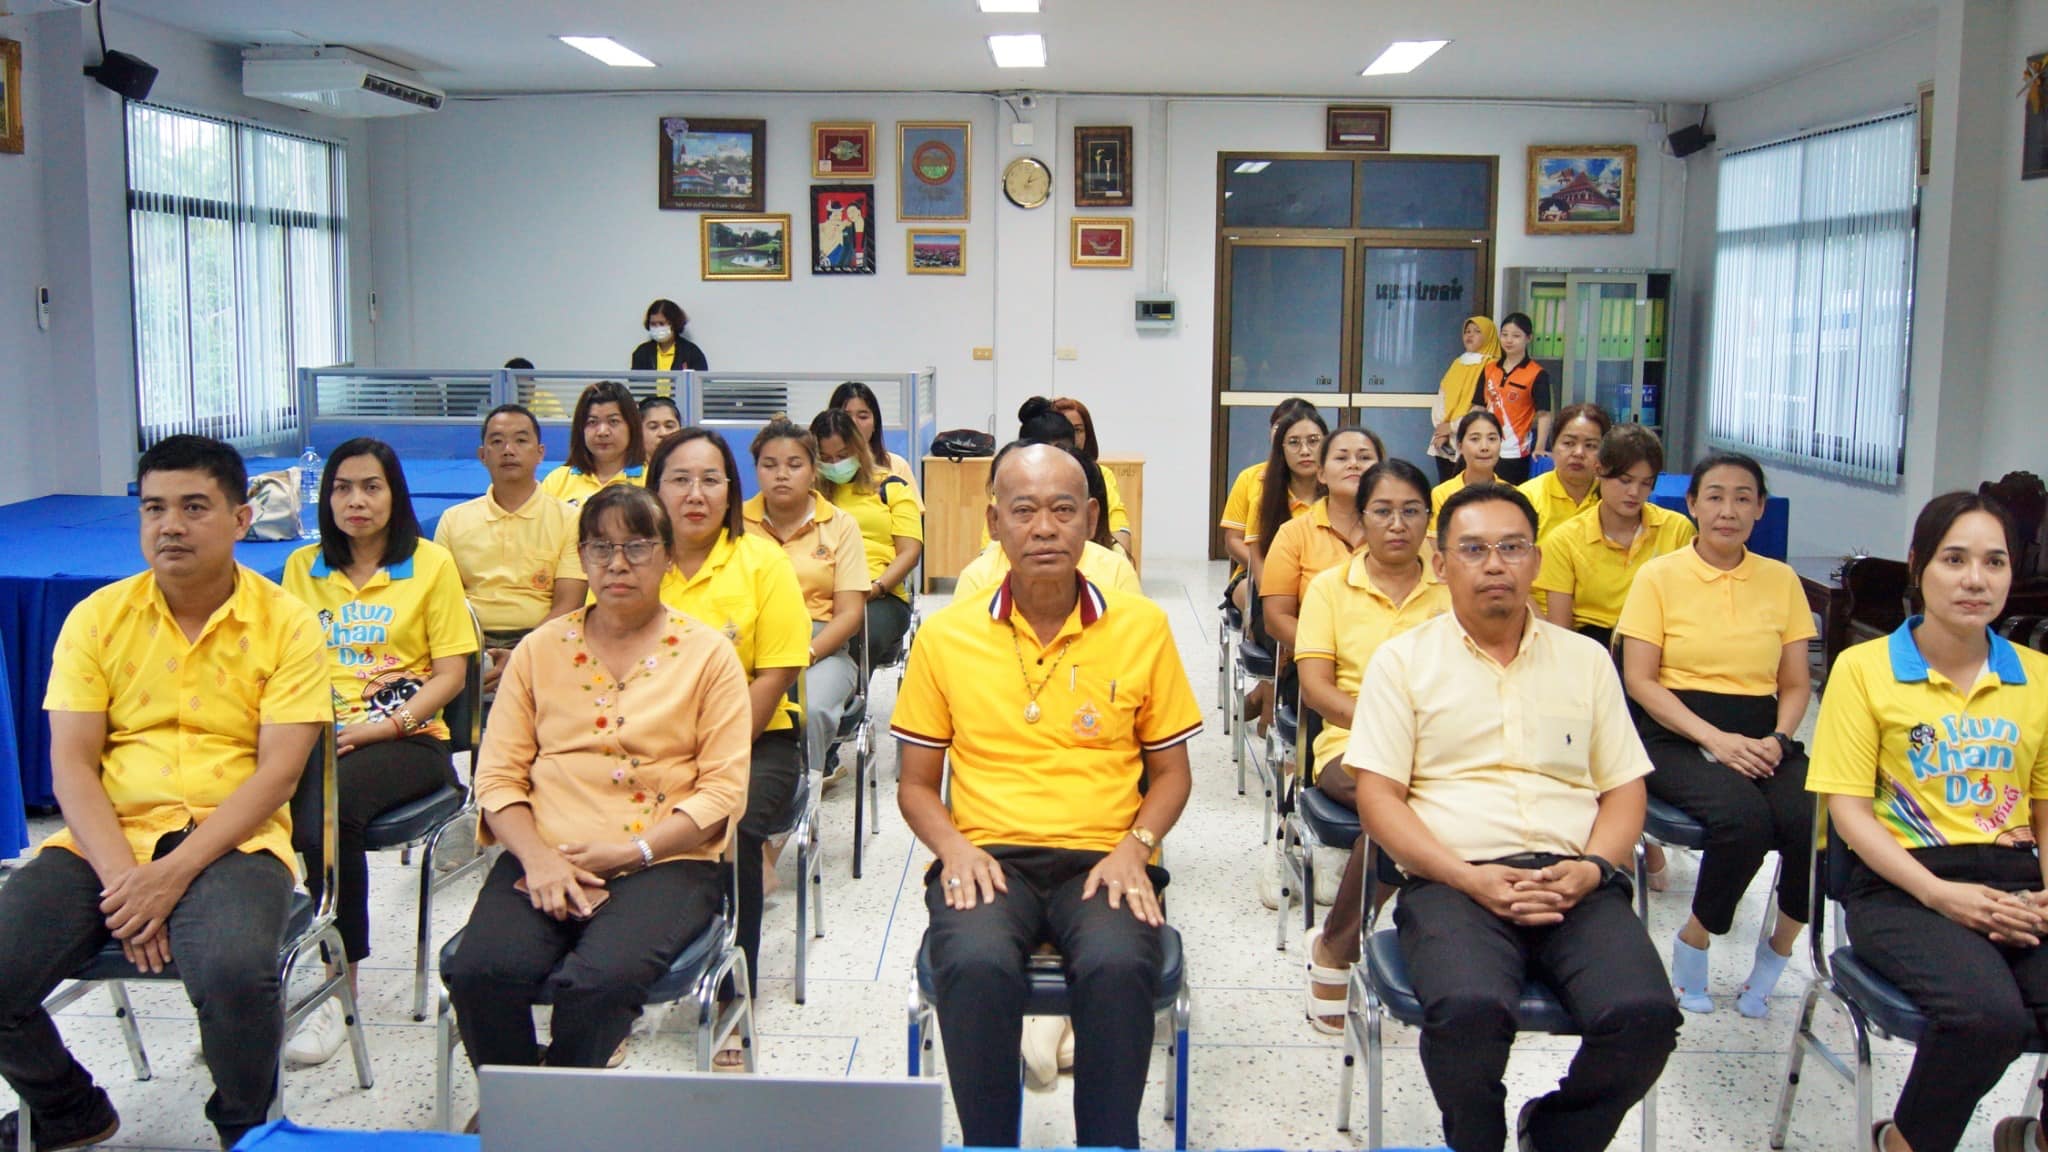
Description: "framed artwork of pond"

(898, 121), (971, 221)
(701, 214), (792, 281)
(1526, 144), (1636, 235)
(660, 117), (766, 212)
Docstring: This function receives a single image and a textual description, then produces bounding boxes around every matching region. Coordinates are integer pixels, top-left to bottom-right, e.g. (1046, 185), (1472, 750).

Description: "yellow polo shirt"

(1533, 502), (1697, 630)
(1809, 621), (2048, 849)
(1220, 463), (1263, 534)
(825, 474), (922, 603)
(954, 541), (1143, 603)
(1616, 547), (1816, 695)
(1345, 612), (1653, 862)
(1261, 498), (1359, 602)
(884, 451), (924, 506)
(1519, 469), (1601, 542)
(1295, 556), (1450, 775)
(539, 463), (646, 510)
(742, 493), (868, 623)
(1426, 473), (1503, 537)
(285, 541), (478, 740)
(42, 568), (331, 873)
(891, 577), (1203, 853)
(1242, 475), (1315, 547)
(432, 486), (586, 635)
(658, 529), (811, 732)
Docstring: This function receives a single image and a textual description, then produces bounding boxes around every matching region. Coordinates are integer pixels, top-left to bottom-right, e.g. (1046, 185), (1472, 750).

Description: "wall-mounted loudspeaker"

(1668, 124), (1716, 159)
(85, 50), (158, 101)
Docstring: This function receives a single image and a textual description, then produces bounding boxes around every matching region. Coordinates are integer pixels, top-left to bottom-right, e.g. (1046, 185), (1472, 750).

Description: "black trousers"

(291, 733), (454, 962)
(1640, 691), (1811, 933)
(1395, 860), (1680, 1152)
(1845, 846), (2048, 1152)
(735, 729), (802, 997)
(0, 841), (292, 1147)
(924, 846), (1168, 1150)
(444, 852), (719, 1070)
(865, 594), (913, 670)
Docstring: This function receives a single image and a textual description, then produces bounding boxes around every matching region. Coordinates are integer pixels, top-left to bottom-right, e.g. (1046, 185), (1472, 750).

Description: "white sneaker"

(1313, 846), (1348, 905)
(1256, 852), (1283, 911)
(284, 999), (348, 1067)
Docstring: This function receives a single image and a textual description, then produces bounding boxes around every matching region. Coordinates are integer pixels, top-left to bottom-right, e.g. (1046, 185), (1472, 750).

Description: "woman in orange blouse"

(443, 485), (752, 1096)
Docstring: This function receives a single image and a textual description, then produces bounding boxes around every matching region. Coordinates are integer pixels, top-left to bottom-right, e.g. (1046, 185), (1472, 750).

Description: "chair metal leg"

(1850, 999), (1876, 1152)
(1769, 979), (1822, 1150)
(810, 821), (825, 938)
(1171, 986), (1191, 1151)
(1365, 990), (1385, 1151)
(434, 989), (455, 1132)
(852, 734), (868, 880)
(337, 958), (375, 1091)
(105, 981), (152, 1082)
(1275, 817), (1297, 952)
(1337, 971), (1361, 1132)
(795, 819), (810, 1006)
(1640, 1085), (1656, 1152)
(414, 841), (437, 1022)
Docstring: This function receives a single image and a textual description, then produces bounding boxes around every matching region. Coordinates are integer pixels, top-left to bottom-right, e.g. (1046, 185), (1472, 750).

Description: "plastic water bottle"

(298, 445), (322, 539)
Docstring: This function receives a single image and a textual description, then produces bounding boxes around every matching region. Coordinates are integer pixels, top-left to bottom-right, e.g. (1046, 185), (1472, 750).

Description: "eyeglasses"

(578, 539), (665, 567)
(1449, 538), (1535, 565)
(666, 474), (728, 493)
(1283, 435), (1323, 452)
(1364, 504), (1429, 525)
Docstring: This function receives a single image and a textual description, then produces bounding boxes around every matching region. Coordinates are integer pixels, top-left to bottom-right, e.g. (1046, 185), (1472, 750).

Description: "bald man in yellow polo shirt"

(893, 441), (1200, 1151)
(1347, 482), (1678, 1152)
(0, 436), (329, 1151)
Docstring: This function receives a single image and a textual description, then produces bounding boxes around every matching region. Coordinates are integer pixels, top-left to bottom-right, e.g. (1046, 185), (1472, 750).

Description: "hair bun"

(1017, 396), (1055, 423)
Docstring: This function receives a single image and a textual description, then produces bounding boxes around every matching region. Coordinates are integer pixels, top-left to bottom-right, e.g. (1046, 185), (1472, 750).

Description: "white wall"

(0, 7), (374, 505)
(1681, 0), (2045, 560)
(370, 91), (1683, 561)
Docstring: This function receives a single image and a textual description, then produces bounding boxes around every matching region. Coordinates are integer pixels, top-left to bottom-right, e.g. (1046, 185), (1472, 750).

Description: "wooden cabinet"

(921, 455), (1144, 591)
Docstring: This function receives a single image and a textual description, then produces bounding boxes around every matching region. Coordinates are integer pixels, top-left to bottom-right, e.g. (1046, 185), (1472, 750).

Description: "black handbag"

(930, 428), (996, 460)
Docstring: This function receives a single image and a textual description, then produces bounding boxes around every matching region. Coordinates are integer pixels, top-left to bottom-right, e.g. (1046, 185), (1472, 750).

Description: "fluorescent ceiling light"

(987, 33), (1047, 68)
(1233, 160), (1270, 174)
(977, 0), (1040, 11)
(1361, 39), (1448, 76)
(558, 36), (655, 67)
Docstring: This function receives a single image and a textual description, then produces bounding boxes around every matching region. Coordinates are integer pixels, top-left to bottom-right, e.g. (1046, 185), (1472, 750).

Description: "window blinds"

(127, 103), (349, 449)
(1705, 111), (1916, 484)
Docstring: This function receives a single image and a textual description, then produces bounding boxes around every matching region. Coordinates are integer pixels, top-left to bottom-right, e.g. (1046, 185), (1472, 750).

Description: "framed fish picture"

(812, 121), (875, 180)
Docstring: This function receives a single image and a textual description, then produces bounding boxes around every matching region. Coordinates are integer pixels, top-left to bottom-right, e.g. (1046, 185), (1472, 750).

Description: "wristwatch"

(1581, 853), (1633, 896)
(1127, 826), (1159, 852)
(1770, 731), (1796, 754)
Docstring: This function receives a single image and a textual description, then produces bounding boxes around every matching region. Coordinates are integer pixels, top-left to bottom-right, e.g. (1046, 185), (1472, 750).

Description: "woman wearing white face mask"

(810, 408), (921, 670)
(630, 299), (709, 377)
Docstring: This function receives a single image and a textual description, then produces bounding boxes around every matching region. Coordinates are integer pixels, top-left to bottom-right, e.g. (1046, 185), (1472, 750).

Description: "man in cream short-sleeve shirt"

(1346, 483), (1679, 1152)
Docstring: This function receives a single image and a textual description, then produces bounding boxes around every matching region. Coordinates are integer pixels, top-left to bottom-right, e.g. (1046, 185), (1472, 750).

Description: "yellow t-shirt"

(1219, 463), (1263, 534)
(1533, 501), (1698, 630)
(1808, 622), (2048, 849)
(432, 486), (586, 635)
(1294, 554), (1449, 775)
(42, 568), (331, 873)
(1615, 547), (1817, 695)
(1345, 612), (1653, 861)
(1242, 475), (1315, 547)
(539, 463), (646, 510)
(742, 493), (869, 624)
(954, 541), (1143, 603)
(658, 530), (812, 733)
(284, 540), (480, 739)
(1427, 472), (1505, 538)
(1261, 498), (1359, 603)
(1519, 470), (1601, 543)
(824, 474), (922, 603)
(891, 579), (1203, 852)
(884, 451), (924, 506)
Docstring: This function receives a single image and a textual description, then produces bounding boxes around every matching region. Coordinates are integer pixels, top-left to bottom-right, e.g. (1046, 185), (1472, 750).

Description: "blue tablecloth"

(0, 648), (25, 860)
(0, 494), (458, 809)
(234, 1119), (1322, 1152)
(245, 457), (523, 501)
(1525, 462), (1790, 560)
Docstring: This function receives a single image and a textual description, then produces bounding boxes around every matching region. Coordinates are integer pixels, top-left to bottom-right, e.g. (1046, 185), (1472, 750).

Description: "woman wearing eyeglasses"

(1535, 424), (1695, 649)
(444, 486), (750, 1122)
(1294, 459), (1450, 1032)
(647, 427), (810, 1063)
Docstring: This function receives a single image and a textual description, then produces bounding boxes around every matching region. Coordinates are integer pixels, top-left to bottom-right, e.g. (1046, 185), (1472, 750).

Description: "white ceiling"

(108, 0), (1938, 104)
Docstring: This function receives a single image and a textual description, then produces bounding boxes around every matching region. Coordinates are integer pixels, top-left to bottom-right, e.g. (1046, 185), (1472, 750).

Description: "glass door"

(1353, 243), (1488, 463)
(1563, 275), (1648, 428)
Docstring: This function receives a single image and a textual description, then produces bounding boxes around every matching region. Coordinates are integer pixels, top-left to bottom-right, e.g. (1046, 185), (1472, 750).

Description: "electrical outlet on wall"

(1055, 347), (1078, 361)
(972, 347), (994, 361)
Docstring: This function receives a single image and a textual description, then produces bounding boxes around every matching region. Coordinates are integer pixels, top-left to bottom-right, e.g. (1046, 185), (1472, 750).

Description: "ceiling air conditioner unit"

(0, 0), (95, 15)
(243, 46), (444, 118)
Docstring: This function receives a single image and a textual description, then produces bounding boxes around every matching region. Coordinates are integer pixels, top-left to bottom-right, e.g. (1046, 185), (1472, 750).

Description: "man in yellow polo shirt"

(433, 403), (587, 686)
(893, 441), (1200, 1150)
(0, 436), (329, 1151)
(1347, 483), (1678, 1152)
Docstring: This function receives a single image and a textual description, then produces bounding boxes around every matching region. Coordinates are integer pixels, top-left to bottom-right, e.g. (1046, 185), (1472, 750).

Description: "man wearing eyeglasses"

(1346, 483), (1679, 1152)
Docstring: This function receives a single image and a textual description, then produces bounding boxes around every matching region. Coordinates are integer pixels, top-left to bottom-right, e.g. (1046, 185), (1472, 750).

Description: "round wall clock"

(1002, 156), (1053, 209)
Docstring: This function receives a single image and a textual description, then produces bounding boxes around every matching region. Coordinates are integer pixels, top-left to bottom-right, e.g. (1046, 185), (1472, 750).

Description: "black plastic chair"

(906, 925), (1191, 1150)
(432, 855), (755, 1130)
(1768, 805), (2048, 1149)
(23, 728), (371, 1152)
(1340, 841), (1656, 1147)
(1276, 701), (1353, 949)
(358, 607), (489, 1021)
(778, 670), (829, 1003)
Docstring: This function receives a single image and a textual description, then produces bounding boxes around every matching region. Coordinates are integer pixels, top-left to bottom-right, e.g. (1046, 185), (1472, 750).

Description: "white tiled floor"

(6, 559), (2043, 1150)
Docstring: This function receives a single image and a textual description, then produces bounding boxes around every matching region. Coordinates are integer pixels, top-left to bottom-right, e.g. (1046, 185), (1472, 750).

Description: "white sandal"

(1302, 927), (1350, 1035)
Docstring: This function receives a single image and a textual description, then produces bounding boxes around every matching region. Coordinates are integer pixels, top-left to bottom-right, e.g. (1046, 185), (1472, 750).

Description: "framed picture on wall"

(898, 121), (971, 221)
(0, 39), (23, 156)
(701, 214), (792, 281)
(906, 228), (966, 275)
(1074, 126), (1133, 207)
(660, 117), (766, 211)
(2025, 51), (2048, 181)
(812, 121), (875, 179)
(1526, 145), (1636, 235)
(1325, 105), (1392, 152)
(1070, 217), (1133, 268)
(1917, 82), (1935, 184)
(810, 185), (876, 274)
